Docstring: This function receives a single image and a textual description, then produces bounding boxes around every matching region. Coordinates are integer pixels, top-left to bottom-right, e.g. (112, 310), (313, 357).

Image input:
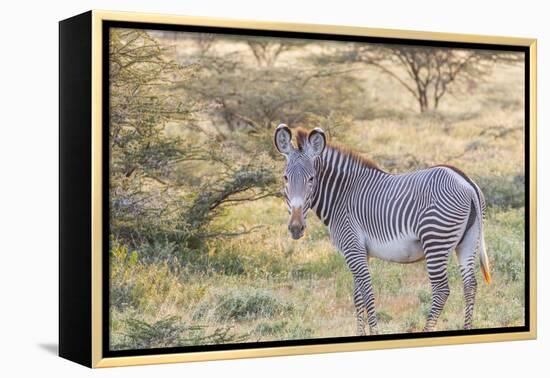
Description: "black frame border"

(59, 11), (93, 367)
(101, 20), (531, 359)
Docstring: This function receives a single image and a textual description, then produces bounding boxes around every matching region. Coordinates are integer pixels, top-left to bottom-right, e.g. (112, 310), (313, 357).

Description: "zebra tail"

(479, 228), (491, 284)
(472, 186), (491, 284)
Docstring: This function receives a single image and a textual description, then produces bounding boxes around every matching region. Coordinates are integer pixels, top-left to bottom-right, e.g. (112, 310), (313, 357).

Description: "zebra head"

(274, 124), (326, 240)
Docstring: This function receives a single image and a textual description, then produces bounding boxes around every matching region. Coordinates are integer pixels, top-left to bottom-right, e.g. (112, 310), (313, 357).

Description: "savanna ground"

(108, 28), (525, 350)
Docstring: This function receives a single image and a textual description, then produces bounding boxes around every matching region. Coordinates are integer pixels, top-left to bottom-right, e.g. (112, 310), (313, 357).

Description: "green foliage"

(478, 174), (525, 208)
(254, 320), (289, 336)
(181, 43), (366, 153)
(485, 208), (525, 282)
(112, 316), (245, 350)
(253, 320), (314, 340)
(318, 44), (522, 113)
(109, 29), (282, 250)
(109, 28), (201, 243)
(205, 247), (247, 276)
(244, 37), (308, 67)
(371, 263), (404, 296)
(377, 310), (393, 323)
(194, 287), (294, 322)
(110, 238), (189, 314)
(418, 289), (432, 306)
(110, 239), (140, 311)
(134, 239), (180, 265)
(291, 252), (346, 280)
(184, 166), (277, 233)
(418, 289), (432, 318)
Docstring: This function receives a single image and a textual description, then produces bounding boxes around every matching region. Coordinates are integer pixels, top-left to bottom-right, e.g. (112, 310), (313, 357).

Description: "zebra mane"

(294, 127), (383, 171)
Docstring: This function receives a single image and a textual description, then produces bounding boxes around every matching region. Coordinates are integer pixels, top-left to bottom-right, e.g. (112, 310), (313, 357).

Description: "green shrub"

(285, 323), (314, 339)
(240, 249), (288, 277)
(418, 289), (432, 317)
(371, 263), (404, 296)
(110, 239), (188, 313)
(404, 313), (423, 332)
(478, 174), (525, 208)
(290, 253), (346, 280)
(207, 247), (246, 276)
(485, 207), (524, 282)
(334, 269), (354, 299)
(377, 310), (393, 323)
(110, 240), (140, 311)
(194, 287), (294, 322)
(111, 316), (246, 350)
(492, 245), (523, 282)
(253, 319), (313, 340)
(254, 320), (289, 336)
(136, 240), (179, 264)
(307, 223), (330, 241)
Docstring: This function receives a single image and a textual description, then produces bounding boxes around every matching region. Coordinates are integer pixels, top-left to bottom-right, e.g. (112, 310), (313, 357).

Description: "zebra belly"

(366, 235), (424, 263)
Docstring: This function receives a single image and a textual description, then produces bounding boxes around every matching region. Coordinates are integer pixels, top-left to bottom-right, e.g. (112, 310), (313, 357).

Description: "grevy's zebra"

(274, 124), (491, 335)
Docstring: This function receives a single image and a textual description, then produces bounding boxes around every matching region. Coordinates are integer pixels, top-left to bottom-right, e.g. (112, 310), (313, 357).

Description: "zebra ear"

(307, 128), (326, 157)
(274, 124), (293, 156)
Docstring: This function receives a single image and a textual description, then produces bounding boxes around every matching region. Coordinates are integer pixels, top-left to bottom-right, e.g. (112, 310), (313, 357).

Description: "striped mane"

(293, 127), (383, 171)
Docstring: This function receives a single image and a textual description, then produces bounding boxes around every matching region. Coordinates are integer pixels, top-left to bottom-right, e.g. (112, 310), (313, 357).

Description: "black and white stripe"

(275, 125), (490, 334)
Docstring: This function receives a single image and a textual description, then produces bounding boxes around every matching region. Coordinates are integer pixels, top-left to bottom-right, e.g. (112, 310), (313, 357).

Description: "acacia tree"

(109, 28), (201, 241)
(193, 33), (216, 55)
(109, 29), (277, 246)
(191, 66), (360, 128)
(342, 45), (521, 112)
(180, 48), (364, 156)
(246, 39), (297, 67)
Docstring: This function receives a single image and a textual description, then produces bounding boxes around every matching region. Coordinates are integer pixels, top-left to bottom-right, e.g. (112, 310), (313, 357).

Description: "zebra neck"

(311, 147), (385, 227)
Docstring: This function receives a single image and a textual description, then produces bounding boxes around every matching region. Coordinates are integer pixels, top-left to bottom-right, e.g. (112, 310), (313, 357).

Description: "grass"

(110, 204), (525, 348)
(109, 39), (525, 349)
(193, 287), (295, 322)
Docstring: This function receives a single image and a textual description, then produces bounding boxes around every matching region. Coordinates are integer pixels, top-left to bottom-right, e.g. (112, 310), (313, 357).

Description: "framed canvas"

(59, 10), (537, 368)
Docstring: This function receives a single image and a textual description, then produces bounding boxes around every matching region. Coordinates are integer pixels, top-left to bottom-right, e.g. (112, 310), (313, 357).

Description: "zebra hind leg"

(459, 264), (477, 330)
(456, 222), (480, 330)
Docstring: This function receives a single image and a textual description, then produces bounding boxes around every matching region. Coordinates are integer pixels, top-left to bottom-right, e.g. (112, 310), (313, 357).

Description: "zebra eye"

(283, 175), (288, 183)
(308, 176), (314, 183)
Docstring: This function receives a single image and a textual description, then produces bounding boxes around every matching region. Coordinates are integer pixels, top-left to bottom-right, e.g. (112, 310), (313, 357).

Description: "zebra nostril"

(289, 223), (305, 234)
(289, 223), (303, 231)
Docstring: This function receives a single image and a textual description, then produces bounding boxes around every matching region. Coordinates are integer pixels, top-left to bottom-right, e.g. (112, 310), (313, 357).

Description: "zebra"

(273, 124), (491, 335)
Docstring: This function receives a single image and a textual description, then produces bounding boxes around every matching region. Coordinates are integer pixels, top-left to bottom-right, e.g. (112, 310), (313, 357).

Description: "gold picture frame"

(59, 9), (537, 368)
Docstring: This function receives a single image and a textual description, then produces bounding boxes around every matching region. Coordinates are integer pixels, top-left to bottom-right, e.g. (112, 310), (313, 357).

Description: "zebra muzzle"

(288, 207), (305, 240)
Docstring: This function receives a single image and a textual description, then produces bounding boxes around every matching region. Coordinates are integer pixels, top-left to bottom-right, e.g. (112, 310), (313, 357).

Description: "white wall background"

(0, 0), (546, 376)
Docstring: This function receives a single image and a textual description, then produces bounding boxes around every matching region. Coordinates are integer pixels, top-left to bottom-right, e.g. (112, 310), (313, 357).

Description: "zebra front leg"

(422, 246), (452, 332)
(353, 284), (366, 336)
(359, 275), (378, 335)
(345, 249), (378, 335)
(423, 277), (450, 332)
